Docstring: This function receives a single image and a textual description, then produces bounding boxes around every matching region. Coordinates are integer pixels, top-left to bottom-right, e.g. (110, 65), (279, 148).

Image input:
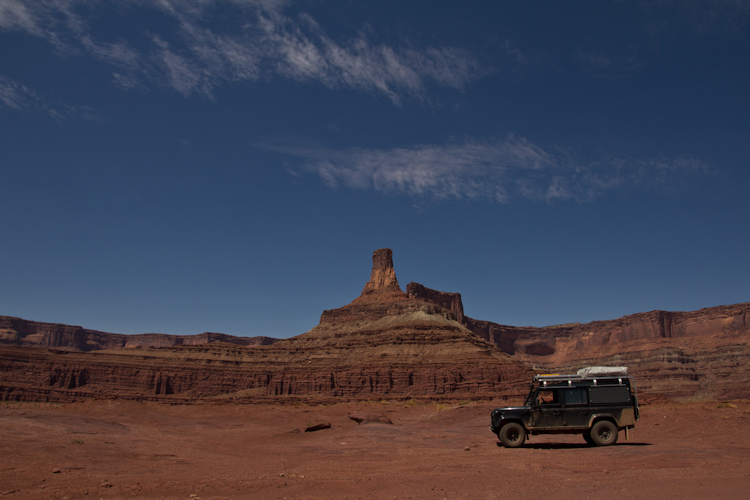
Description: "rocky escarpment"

(512, 304), (750, 401)
(536, 337), (750, 402)
(406, 283), (530, 354)
(4, 249), (747, 403)
(407, 282), (750, 401)
(406, 282), (464, 324)
(0, 316), (277, 351)
(240, 249), (533, 400)
(0, 249), (534, 404)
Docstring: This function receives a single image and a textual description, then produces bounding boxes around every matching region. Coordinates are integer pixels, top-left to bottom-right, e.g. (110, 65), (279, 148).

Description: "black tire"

(583, 432), (595, 446)
(499, 422), (526, 448)
(590, 420), (618, 446)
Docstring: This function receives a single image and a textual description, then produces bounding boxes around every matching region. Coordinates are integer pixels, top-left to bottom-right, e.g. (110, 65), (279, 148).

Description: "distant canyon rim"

(1, 248), (748, 404)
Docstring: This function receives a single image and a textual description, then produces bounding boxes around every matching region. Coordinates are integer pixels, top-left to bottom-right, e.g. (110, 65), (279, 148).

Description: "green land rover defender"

(490, 366), (640, 447)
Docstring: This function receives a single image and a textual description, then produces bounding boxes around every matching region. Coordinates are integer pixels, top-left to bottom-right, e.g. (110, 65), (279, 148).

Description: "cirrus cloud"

(0, 75), (97, 121)
(265, 136), (710, 204)
(0, 0), (482, 103)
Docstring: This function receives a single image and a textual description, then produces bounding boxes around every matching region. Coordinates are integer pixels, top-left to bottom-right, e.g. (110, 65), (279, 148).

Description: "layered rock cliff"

(3, 250), (747, 403)
(0, 316), (277, 351)
(406, 282), (464, 324)
(407, 282), (750, 401)
(0, 250), (533, 403)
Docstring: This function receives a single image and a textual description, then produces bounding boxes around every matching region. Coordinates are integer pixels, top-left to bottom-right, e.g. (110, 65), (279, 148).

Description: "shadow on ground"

(495, 442), (653, 449)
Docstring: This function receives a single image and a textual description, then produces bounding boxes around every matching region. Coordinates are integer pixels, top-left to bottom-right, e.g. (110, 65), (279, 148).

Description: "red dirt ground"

(1, 399), (749, 499)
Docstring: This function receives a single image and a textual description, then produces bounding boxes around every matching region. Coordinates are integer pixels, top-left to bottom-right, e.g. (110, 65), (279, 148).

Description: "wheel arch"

(498, 418), (529, 432)
(588, 414), (619, 429)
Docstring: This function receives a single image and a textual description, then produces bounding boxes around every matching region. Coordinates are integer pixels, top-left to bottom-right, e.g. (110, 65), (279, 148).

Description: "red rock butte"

(0, 249), (533, 403)
(1, 248), (749, 403)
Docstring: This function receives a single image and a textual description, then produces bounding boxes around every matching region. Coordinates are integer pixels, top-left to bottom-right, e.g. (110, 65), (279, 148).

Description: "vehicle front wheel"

(499, 422), (526, 448)
(590, 420), (618, 446)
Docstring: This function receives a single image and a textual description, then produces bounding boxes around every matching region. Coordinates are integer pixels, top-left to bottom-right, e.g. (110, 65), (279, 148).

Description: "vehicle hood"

(493, 406), (530, 413)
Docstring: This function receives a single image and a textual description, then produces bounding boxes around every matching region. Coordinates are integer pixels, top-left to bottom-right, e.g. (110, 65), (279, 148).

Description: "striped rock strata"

(0, 249), (533, 403)
(407, 282), (750, 401)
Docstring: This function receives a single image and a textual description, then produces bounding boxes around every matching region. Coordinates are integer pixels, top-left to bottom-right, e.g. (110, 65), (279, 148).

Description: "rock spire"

(361, 248), (402, 296)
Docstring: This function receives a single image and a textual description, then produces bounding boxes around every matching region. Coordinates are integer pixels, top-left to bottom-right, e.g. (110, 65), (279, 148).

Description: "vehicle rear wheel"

(590, 420), (618, 446)
(499, 422), (526, 448)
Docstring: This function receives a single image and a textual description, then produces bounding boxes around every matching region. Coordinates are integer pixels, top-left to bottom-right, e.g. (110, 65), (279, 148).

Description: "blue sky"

(1, 1), (749, 337)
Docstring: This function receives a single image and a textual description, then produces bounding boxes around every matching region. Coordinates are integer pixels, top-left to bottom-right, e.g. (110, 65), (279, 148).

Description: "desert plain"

(2, 398), (750, 500)
(3, 250), (750, 499)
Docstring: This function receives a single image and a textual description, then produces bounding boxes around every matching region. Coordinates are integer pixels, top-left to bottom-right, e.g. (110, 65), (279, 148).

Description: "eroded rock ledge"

(0, 316), (276, 352)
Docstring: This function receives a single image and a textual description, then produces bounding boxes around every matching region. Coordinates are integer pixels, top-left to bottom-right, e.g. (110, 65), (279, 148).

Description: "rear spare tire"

(499, 422), (526, 448)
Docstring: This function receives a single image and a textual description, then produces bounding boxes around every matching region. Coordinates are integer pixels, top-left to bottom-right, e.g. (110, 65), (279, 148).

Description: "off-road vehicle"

(490, 366), (639, 447)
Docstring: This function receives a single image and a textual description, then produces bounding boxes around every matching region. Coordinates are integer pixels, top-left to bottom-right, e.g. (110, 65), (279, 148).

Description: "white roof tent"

(532, 366), (630, 385)
(576, 366), (628, 377)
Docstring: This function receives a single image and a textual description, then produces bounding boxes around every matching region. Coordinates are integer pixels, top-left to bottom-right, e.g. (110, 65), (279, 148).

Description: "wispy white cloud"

(151, 35), (209, 97)
(0, 0), (89, 54)
(80, 35), (141, 69)
(0, 74), (98, 121)
(264, 137), (709, 203)
(0, 75), (33, 109)
(252, 12), (479, 104)
(0, 0), (41, 36)
(0, 0), (482, 103)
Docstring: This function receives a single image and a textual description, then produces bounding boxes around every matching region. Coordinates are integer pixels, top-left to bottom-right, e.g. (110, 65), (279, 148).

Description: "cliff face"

(407, 282), (750, 401)
(510, 304), (750, 402)
(499, 305), (749, 354)
(0, 316), (277, 351)
(406, 282), (464, 324)
(3, 251), (747, 404)
(0, 250), (533, 404)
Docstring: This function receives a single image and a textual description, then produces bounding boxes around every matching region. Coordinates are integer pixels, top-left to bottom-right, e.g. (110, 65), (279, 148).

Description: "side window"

(563, 388), (587, 406)
(537, 389), (560, 406)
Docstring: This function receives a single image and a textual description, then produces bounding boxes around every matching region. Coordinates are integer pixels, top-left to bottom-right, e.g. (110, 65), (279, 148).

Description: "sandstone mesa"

(1, 248), (748, 403)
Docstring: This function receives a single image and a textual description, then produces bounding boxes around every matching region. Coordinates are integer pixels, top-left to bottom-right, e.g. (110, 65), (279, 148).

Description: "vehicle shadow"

(496, 442), (652, 449)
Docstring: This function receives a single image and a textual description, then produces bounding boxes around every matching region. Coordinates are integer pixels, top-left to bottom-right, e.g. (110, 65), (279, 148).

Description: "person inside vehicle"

(538, 390), (559, 405)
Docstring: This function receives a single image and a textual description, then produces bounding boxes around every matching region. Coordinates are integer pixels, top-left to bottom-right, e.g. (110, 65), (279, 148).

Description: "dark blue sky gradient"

(1, 1), (748, 337)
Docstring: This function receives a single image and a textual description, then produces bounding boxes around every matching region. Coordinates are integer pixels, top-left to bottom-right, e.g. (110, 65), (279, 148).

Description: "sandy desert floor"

(1, 398), (749, 500)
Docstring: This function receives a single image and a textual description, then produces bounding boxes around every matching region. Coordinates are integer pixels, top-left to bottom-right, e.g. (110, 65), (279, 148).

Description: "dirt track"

(1, 399), (749, 499)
